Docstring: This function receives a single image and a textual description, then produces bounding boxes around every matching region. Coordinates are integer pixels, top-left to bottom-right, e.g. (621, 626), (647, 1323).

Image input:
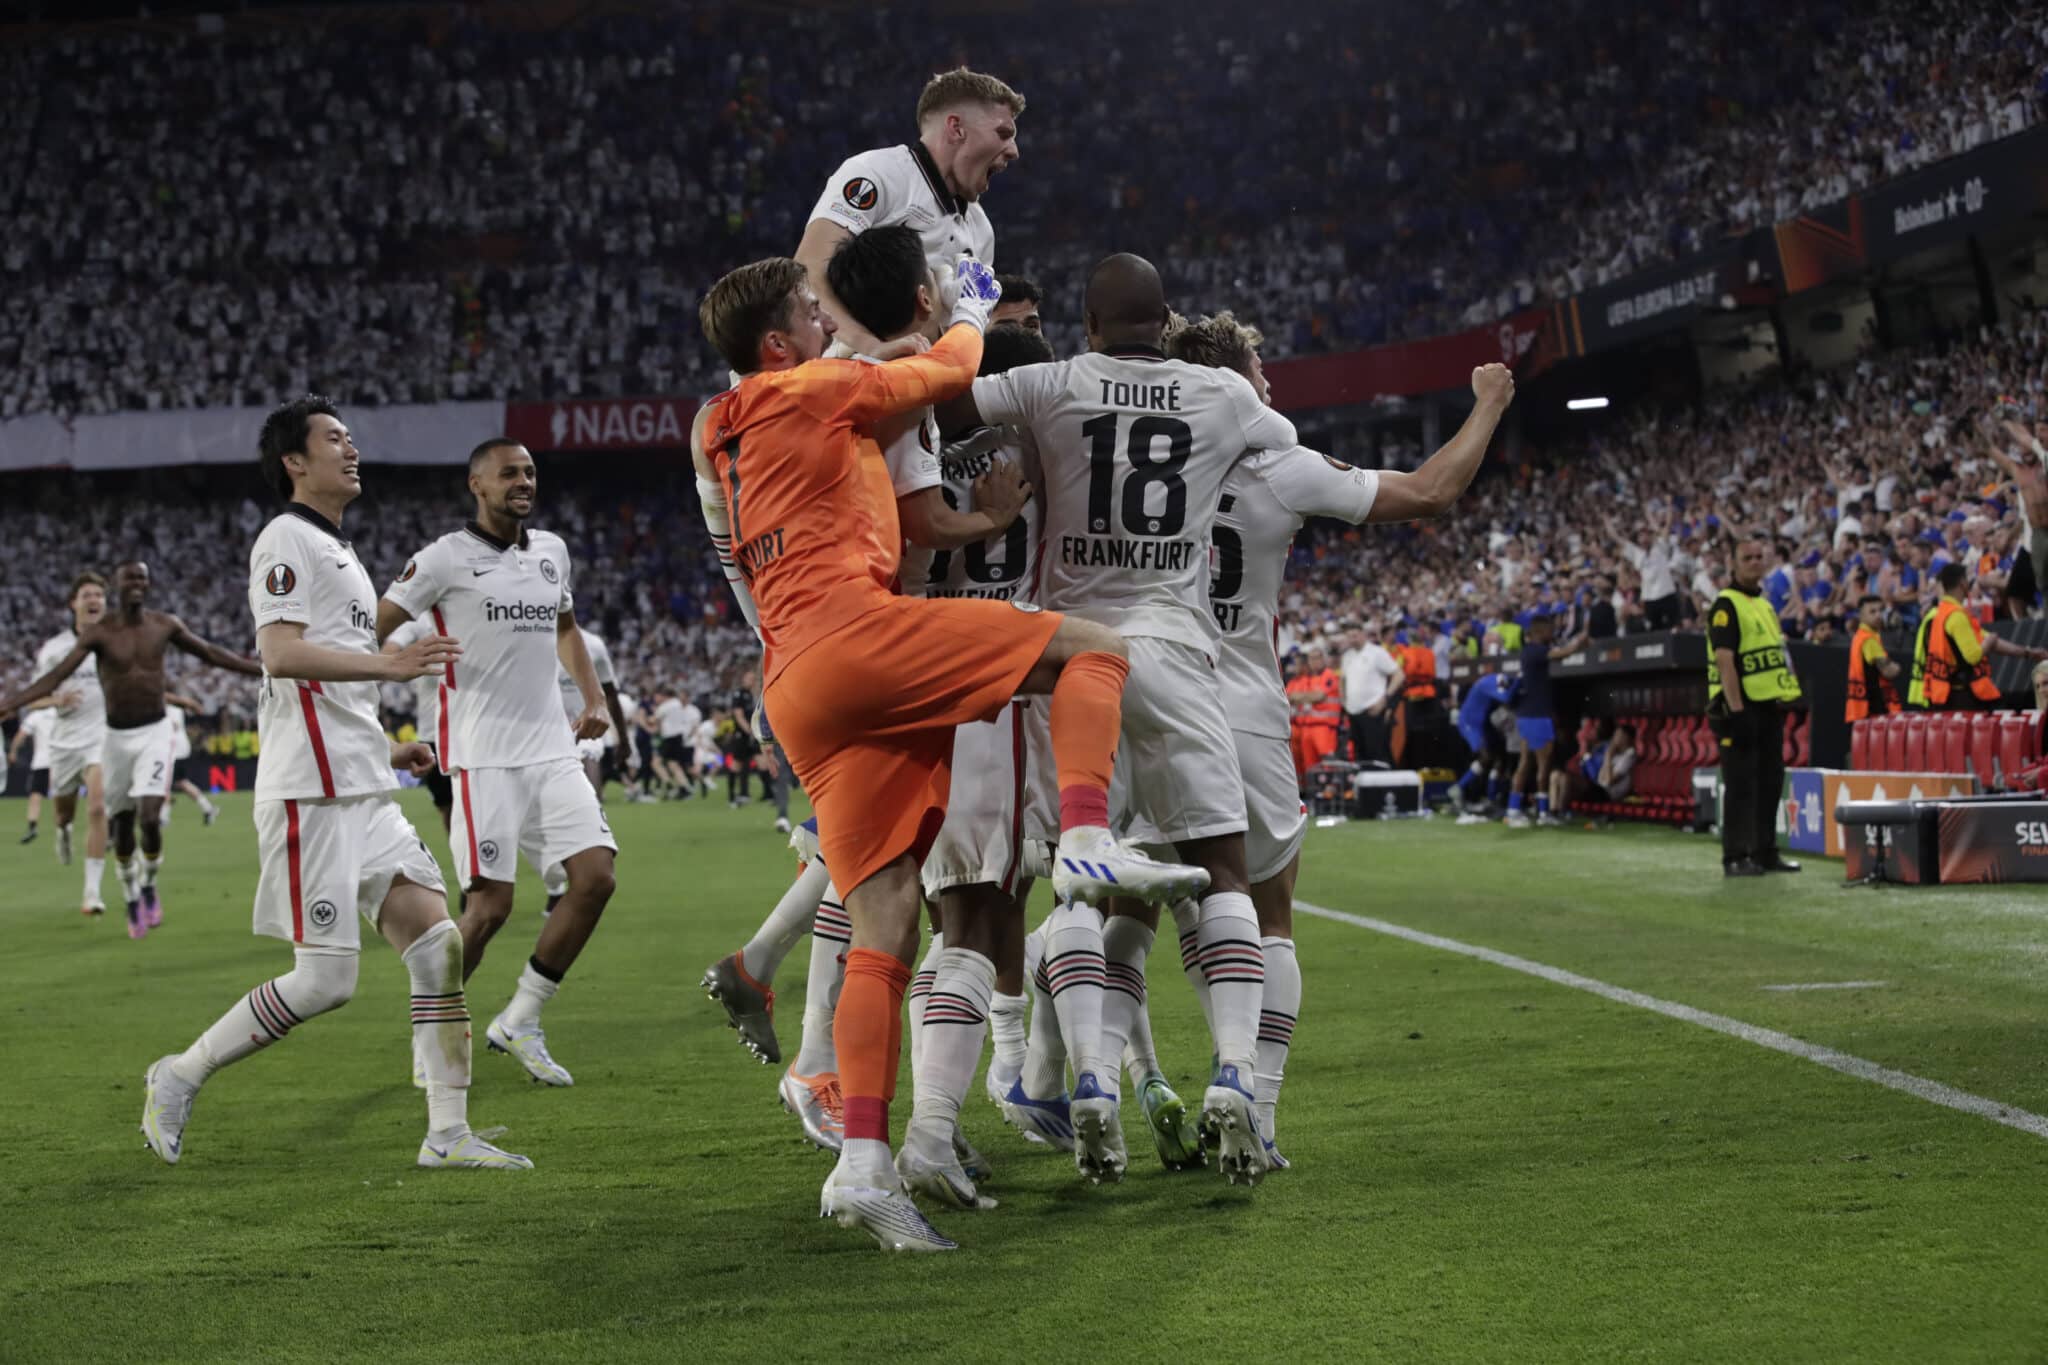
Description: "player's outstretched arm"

(829, 324), (985, 427)
(168, 616), (265, 677)
(555, 609), (609, 740)
(259, 622), (458, 684)
(0, 638), (92, 714)
(1368, 364), (1516, 523)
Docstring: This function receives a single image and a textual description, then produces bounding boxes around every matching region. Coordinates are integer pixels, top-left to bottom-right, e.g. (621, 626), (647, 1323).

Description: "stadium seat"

(1995, 712), (2034, 785)
(1850, 718), (1871, 771)
(1968, 712), (1999, 785)
(1938, 712), (1970, 776)
(1881, 713), (1909, 772)
(1902, 713), (1928, 772)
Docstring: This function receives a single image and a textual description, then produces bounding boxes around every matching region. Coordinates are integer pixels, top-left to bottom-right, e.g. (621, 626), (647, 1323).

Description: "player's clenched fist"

(383, 632), (461, 681)
(571, 703), (610, 741)
(1472, 363), (1515, 409)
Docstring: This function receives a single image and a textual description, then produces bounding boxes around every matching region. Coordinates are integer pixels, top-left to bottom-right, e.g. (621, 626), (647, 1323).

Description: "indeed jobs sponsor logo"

(483, 598), (559, 633)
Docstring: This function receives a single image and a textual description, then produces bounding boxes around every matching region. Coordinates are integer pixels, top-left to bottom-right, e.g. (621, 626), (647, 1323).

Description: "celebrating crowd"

(4, 0), (2045, 421)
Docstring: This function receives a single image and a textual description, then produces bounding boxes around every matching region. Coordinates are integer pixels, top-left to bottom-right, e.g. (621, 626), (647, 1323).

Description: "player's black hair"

(825, 225), (928, 342)
(979, 322), (1053, 376)
(1937, 561), (1968, 593)
(994, 274), (1042, 306)
(1858, 593), (1882, 609)
(258, 394), (341, 501)
(469, 437), (526, 470)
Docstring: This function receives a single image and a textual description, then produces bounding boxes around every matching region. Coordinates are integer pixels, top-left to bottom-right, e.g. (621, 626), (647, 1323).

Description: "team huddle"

(0, 66), (1513, 1250)
(690, 70), (1514, 1250)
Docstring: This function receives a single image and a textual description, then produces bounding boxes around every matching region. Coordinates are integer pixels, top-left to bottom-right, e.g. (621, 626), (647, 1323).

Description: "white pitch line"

(1295, 900), (2048, 1143)
(1760, 981), (1889, 993)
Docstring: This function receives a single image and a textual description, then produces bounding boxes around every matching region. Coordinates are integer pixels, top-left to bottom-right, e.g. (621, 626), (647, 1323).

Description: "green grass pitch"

(3, 792), (2046, 1362)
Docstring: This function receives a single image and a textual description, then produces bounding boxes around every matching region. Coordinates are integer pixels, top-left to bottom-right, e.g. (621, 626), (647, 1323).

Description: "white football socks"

(905, 946), (995, 1160)
(793, 881), (848, 1076)
(170, 947), (359, 1088)
(83, 856), (106, 906)
(499, 956), (561, 1031)
(987, 990), (1028, 1088)
(907, 931), (944, 1078)
(404, 920), (472, 1138)
(1100, 915), (1155, 1092)
(741, 858), (828, 984)
(1196, 891), (1264, 1075)
(1170, 897), (1212, 1036)
(1256, 936), (1301, 1140)
(1041, 900), (1110, 1085)
(141, 854), (163, 890)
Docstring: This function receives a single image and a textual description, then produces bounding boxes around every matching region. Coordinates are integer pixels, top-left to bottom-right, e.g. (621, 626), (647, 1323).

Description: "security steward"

(1907, 562), (2047, 710)
(1708, 533), (1802, 877)
(1844, 593), (1904, 721)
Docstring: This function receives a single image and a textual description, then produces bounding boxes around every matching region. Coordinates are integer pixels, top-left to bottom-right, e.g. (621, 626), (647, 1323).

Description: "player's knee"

(576, 860), (617, 905)
(281, 949), (359, 1017)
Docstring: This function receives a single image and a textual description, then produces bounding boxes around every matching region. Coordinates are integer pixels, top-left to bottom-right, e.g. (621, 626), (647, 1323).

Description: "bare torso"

(85, 610), (182, 729)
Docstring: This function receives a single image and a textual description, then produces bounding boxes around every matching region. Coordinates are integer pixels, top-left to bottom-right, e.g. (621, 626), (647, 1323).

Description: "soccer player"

(939, 256), (1298, 1187)
(1506, 610), (1590, 829)
(29, 574), (110, 909)
(558, 623), (629, 801)
(1452, 665), (1519, 822)
(378, 439), (619, 1088)
(992, 275), (1044, 333)
(162, 696), (220, 826)
(138, 395), (529, 1172)
(10, 707), (51, 844)
(693, 254), (1204, 1251)
(796, 68), (1021, 354)
(1169, 312), (1513, 1164)
(2, 564), (262, 937)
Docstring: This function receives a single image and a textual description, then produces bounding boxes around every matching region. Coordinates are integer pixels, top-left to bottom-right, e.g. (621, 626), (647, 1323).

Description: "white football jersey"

(382, 523), (577, 772)
(35, 629), (105, 752)
(248, 505), (396, 801)
(384, 616), (441, 745)
(972, 347), (1298, 651)
(21, 706), (53, 768)
(810, 144), (995, 275)
(898, 425), (1044, 603)
(1212, 445), (1381, 739)
(557, 626), (617, 721)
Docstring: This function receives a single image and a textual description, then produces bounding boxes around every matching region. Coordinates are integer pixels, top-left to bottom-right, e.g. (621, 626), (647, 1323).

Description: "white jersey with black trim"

(381, 523), (576, 772)
(898, 425), (1044, 603)
(971, 347), (1299, 652)
(35, 629), (105, 752)
(248, 505), (396, 802)
(557, 626), (617, 721)
(809, 143), (995, 274)
(1212, 445), (1381, 740)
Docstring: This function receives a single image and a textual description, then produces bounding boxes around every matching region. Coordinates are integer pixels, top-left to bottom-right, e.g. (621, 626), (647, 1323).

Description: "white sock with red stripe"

(1022, 938), (1068, 1099)
(1100, 915), (1154, 1090)
(1196, 891), (1264, 1074)
(404, 920), (471, 1138)
(169, 947), (359, 1088)
(1042, 900), (1110, 1088)
(1170, 897), (1213, 1036)
(741, 858), (828, 983)
(1256, 936), (1300, 1141)
(906, 931), (944, 1078)
(904, 946), (996, 1161)
(794, 882), (848, 1076)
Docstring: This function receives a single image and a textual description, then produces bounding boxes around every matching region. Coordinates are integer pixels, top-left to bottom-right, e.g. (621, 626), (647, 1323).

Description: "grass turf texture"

(3, 794), (2046, 1362)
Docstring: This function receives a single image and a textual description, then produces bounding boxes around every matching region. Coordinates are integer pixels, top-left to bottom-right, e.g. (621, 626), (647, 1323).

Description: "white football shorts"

(1235, 728), (1307, 883)
(253, 793), (444, 949)
(102, 717), (177, 816)
(922, 697), (1053, 898)
(49, 743), (100, 797)
(1109, 636), (1248, 846)
(450, 757), (617, 889)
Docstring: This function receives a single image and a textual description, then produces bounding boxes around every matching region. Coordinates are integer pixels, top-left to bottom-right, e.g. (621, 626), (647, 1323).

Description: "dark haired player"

(2, 566), (262, 938)
(992, 275), (1044, 333)
(140, 394), (529, 1171)
(378, 438), (619, 1088)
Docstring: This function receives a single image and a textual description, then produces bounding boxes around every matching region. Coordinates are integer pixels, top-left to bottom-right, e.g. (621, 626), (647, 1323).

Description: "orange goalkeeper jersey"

(702, 324), (983, 679)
